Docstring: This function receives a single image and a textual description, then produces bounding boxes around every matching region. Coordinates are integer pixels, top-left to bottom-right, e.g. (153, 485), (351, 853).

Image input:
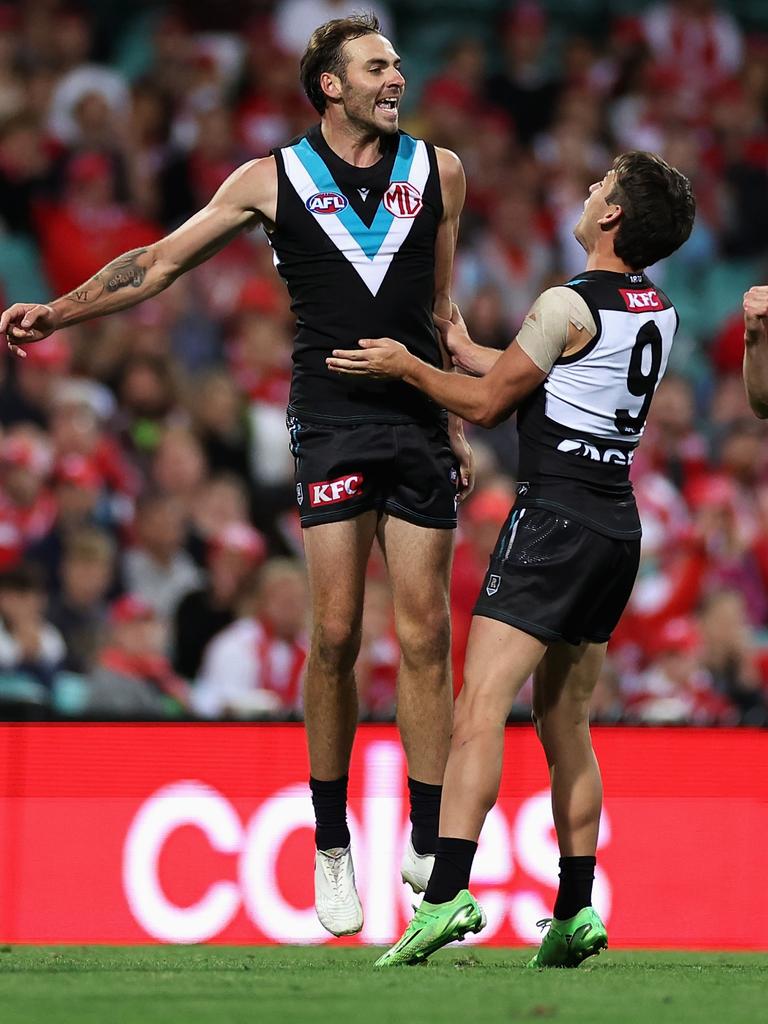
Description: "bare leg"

(302, 513), (378, 780)
(532, 641), (607, 857)
(439, 616), (547, 840)
(377, 514), (455, 784)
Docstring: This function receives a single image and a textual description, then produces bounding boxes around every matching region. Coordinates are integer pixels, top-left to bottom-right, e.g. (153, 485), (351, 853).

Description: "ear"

(320, 71), (343, 103)
(598, 203), (623, 231)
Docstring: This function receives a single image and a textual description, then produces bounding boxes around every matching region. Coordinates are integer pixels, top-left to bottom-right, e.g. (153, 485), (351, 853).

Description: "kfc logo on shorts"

(383, 182), (423, 218)
(619, 289), (663, 312)
(306, 192), (348, 214)
(486, 574), (501, 597)
(309, 473), (364, 507)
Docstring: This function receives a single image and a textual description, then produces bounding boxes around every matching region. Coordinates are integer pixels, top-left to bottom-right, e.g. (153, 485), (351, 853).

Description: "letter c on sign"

(123, 781), (243, 943)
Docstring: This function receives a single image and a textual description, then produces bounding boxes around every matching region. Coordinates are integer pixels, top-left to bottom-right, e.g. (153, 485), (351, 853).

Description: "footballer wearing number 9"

(329, 151), (696, 968)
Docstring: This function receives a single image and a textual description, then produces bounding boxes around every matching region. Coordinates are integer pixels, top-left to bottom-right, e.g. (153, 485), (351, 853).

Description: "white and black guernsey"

(515, 270), (678, 539)
(269, 125), (444, 425)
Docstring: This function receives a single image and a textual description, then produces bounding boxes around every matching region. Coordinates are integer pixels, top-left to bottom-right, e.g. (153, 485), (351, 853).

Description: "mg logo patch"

(306, 192), (348, 214)
(486, 574), (501, 597)
(383, 181), (423, 218)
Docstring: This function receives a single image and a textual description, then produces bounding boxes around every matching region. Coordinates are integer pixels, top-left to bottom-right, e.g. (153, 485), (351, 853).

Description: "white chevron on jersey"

(280, 141), (431, 297)
(544, 306), (678, 441)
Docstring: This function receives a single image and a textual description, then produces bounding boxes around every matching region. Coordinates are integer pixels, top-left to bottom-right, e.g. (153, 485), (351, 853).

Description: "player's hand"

(449, 423), (475, 502)
(434, 302), (474, 371)
(326, 337), (412, 380)
(744, 286), (768, 341)
(0, 303), (60, 357)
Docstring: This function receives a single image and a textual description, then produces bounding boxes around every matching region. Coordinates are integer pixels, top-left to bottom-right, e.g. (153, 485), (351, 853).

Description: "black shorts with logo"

(473, 507), (641, 646)
(288, 415), (460, 529)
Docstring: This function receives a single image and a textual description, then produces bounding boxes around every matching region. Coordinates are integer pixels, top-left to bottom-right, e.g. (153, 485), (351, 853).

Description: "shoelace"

(324, 854), (348, 897)
(535, 918), (553, 932)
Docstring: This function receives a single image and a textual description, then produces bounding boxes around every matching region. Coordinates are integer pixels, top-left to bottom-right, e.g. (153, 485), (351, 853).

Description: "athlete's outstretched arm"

(743, 286), (768, 418)
(1, 158), (277, 352)
(328, 288), (587, 424)
(328, 335), (547, 428)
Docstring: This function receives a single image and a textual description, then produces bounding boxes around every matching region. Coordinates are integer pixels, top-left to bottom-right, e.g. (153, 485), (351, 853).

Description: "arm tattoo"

(67, 280), (105, 304)
(104, 248), (149, 293)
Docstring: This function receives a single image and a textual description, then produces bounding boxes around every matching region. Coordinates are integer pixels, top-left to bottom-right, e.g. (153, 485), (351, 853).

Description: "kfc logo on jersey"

(619, 289), (663, 312)
(309, 473), (364, 506)
(306, 192), (348, 214)
(383, 182), (423, 218)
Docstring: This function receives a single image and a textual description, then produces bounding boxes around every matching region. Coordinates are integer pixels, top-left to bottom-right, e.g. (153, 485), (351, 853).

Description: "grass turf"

(0, 946), (765, 1024)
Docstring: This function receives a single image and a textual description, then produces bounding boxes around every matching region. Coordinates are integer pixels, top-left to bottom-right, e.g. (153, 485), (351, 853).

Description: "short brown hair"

(299, 12), (382, 114)
(607, 152), (696, 270)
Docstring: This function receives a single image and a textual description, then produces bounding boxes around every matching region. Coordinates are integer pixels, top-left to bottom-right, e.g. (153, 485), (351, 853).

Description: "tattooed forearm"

(66, 279), (105, 304)
(104, 249), (149, 292)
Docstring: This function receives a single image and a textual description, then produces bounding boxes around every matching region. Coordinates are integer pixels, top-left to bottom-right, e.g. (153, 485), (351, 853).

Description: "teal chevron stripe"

(291, 134), (418, 260)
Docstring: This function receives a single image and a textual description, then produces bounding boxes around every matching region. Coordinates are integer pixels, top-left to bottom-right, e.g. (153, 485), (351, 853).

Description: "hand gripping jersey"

(515, 270), (678, 539)
(270, 125), (445, 425)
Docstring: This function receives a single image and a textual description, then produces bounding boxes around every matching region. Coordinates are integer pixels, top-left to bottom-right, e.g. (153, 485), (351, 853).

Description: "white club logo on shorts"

(486, 574), (501, 597)
(296, 483), (303, 505)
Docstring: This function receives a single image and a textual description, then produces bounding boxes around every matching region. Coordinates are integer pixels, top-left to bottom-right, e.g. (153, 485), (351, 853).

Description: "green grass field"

(1, 946), (765, 1024)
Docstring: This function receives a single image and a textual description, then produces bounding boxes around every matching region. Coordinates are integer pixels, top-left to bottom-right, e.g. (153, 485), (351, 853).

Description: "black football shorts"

(473, 506), (641, 645)
(288, 415), (460, 529)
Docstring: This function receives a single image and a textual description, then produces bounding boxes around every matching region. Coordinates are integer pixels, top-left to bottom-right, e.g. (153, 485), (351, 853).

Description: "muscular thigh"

(377, 513), (453, 620)
(303, 512), (379, 628)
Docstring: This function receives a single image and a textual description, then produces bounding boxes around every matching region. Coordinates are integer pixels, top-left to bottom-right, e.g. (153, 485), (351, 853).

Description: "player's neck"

(320, 116), (385, 168)
(584, 251), (635, 274)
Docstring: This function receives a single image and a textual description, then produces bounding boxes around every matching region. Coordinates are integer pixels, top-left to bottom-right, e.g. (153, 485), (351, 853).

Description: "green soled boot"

(527, 906), (608, 968)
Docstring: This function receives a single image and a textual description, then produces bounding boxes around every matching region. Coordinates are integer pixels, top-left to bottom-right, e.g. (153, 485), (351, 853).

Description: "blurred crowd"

(0, 0), (767, 725)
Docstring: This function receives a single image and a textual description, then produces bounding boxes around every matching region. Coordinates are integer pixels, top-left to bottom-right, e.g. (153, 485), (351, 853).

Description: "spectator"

(47, 528), (116, 673)
(0, 563), (66, 694)
(122, 492), (203, 620)
(26, 452), (108, 591)
(173, 520), (266, 679)
(193, 558), (308, 719)
(698, 589), (768, 725)
(624, 616), (730, 724)
(85, 594), (190, 718)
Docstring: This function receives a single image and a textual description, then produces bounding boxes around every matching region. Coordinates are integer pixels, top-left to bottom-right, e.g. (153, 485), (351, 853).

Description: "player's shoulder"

(433, 146), (465, 180)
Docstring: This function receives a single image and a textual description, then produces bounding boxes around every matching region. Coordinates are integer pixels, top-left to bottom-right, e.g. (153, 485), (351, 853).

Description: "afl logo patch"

(383, 181), (423, 218)
(306, 192), (348, 214)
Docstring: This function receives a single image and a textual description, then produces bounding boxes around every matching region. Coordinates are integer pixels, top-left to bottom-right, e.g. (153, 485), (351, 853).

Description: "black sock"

(553, 856), (596, 920)
(310, 775), (350, 851)
(423, 837), (477, 904)
(408, 777), (442, 855)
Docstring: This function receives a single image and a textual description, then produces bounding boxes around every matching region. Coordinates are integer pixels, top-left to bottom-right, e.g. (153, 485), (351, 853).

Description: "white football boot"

(314, 846), (364, 936)
(400, 838), (435, 894)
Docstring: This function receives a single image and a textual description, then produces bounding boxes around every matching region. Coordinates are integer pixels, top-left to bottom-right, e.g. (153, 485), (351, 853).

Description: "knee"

(310, 618), (362, 676)
(397, 610), (451, 670)
(533, 699), (591, 751)
(450, 690), (501, 749)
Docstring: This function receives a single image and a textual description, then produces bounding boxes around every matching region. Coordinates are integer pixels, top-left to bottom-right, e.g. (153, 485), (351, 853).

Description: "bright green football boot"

(374, 890), (486, 967)
(526, 907), (608, 968)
